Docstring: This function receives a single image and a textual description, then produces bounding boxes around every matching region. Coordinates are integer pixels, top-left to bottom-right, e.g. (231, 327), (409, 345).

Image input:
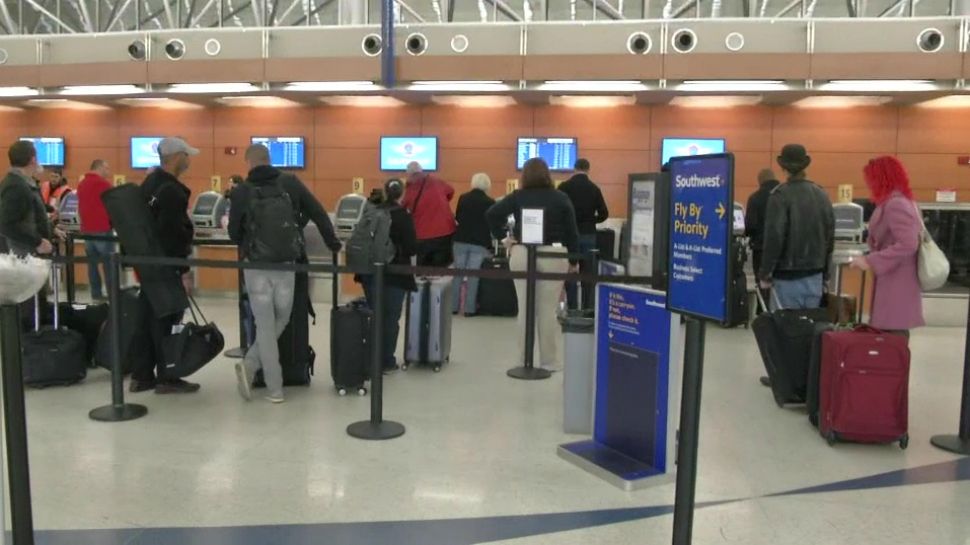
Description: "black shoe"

(155, 379), (201, 394)
(129, 379), (156, 393)
(382, 364), (400, 375)
(759, 376), (772, 388)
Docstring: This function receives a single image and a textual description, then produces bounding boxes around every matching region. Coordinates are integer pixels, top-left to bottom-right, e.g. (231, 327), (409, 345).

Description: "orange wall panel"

(652, 106), (773, 153)
(771, 107), (898, 154)
(315, 106), (423, 149)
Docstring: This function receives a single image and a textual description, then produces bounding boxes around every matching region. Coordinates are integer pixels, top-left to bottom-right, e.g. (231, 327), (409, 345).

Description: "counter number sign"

(666, 154), (735, 323)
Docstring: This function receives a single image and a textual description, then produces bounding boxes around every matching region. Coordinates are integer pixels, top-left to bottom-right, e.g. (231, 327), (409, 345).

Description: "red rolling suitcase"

(817, 325), (911, 449)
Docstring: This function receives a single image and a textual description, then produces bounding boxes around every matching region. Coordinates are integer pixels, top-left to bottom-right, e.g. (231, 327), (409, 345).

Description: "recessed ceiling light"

(25, 99), (110, 110)
(167, 82), (259, 94)
(285, 81), (380, 92)
(677, 80), (787, 92)
(818, 80), (937, 92)
(116, 97), (203, 109)
(61, 84), (145, 96)
(539, 80), (648, 92)
(409, 81), (510, 92)
(0, 86), (39, 97)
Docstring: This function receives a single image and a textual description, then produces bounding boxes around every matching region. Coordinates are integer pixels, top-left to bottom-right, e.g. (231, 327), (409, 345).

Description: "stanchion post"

(224, 246), (247, 359)
(1, 304), (35, 544)
(89, 253), (148, 422)
(348, 262), (405, 440)
(930, 294), (970, 455)
(65, 232), (76, 303)
(508, 244), (551, 380)
(584, 248), (600, 311)
(672, 318), (707, 545)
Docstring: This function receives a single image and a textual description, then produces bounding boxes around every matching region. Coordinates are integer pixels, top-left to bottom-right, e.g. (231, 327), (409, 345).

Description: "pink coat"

(866, 193), (925, 331)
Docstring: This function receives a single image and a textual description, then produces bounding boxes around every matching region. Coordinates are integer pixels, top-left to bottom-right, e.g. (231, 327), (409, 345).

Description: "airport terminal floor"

(11, 293), (970, 545)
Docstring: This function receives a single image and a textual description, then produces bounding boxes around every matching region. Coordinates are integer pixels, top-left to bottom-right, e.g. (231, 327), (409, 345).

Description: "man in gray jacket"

(0, 140), (54, 257)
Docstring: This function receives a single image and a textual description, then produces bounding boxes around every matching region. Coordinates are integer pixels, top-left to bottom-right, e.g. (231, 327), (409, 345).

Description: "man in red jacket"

(401, 161), (456, 267)
(77, 159), (114, 300)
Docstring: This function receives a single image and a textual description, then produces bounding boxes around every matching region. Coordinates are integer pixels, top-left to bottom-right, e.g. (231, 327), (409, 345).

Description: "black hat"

(384, 178), (404, 201)
(777, 144), (811, 173)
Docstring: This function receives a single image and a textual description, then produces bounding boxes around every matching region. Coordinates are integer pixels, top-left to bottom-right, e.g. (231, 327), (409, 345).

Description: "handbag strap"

(186, 294), (208, 325)
(911, 201), (929, 237)
(409, 176), (428, 216)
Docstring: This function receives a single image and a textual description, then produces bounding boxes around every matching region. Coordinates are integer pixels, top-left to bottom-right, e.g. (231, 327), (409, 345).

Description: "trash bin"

(560, 309), (595, 435)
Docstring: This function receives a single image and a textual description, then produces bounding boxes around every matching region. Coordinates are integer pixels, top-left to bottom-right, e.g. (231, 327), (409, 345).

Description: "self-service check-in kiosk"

(191, 191), (229, 236)
(58, 191), (80, 231)
(833, 202), (865, 243)
(334, 194), (367, 241)
(733, 201), (745, 236)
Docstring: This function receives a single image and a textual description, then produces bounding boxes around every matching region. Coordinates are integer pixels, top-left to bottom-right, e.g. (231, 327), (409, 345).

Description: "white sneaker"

(541, 363), (563, 373)
(264, 394), (285, 404)
(234, 362), (252, 401)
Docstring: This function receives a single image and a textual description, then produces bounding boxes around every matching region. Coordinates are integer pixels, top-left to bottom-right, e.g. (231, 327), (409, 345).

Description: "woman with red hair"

(849, 156), (924, 337)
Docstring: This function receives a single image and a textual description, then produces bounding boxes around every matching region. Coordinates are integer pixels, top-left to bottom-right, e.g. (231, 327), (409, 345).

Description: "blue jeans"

(84, 234), (115, 299)
(362, 278), (407, 369)
(771, 273), (824, 311)
(451, 242), (489, 314)
(566, 234), (598, 310)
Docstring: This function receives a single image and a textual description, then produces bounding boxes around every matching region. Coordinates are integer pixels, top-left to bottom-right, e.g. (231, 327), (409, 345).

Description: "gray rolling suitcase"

(403, 277), (453, 372)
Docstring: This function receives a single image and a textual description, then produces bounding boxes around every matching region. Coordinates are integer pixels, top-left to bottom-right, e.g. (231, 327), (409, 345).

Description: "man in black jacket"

(558, 159), (609, 310)
(227, 144), (342, 403)
(130, 137), (201, 395)
(451, 173), (496, 316)
(745, 168), (780, 311)
(759, 144), (835, 310)
(0, 140), (54, 257)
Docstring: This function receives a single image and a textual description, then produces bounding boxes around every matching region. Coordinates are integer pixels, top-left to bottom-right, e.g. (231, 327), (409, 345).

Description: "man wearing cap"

(758, 144), (835, 312)
(129, 137), (201, 395)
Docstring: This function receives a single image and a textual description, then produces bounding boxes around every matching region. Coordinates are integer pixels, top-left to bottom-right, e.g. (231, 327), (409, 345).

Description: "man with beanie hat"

(758, 144), (835, 310)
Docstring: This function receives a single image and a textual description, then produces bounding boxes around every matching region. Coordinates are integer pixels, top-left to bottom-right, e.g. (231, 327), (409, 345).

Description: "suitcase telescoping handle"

(755, 287), (784, 313)
(332, 251), (339, 307)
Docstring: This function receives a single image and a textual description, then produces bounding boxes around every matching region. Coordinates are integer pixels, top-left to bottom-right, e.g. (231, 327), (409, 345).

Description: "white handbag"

(913, 203), (950, 291)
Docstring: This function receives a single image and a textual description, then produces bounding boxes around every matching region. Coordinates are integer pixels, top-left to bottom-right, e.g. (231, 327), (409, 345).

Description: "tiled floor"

(9, 295), (970, 544)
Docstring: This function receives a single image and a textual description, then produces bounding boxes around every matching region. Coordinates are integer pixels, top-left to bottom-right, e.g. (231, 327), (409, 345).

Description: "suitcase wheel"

(400, 364), (410, 371)
(337, 387), (348, 396)
(899, 435), (909, 450)
(432, 365), (441, 373)
(825, 431), (838, 446)
(357, 387), (368, 396)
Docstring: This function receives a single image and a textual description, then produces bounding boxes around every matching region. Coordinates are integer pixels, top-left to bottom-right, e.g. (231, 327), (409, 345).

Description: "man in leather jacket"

(758, 144), (835, 310)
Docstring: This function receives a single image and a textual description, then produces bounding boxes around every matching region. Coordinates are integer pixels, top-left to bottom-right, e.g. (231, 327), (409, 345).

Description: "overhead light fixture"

(61, 84), (144, 96)
(431, 95), (515, 108)
(167, 82), (259, 94)
(0, 105), (23, 112)
(319, 95), (406, 107)
(117, 97), (203, 109)
(217, 96), (302, 108)
(550, 95), (637, 108)
(793, 96), (892, 108)
(285, 81), (380, 92)
(539, 80), (648, 92)
(25, 99), (110, 110)
(818, 80), (938, 92)
(409, 81), (510, 92)
(0, 86), (39, 97)
(670, 95), (763, 108)
(915, 95), (970, 108)
(677, 80), (787, 92)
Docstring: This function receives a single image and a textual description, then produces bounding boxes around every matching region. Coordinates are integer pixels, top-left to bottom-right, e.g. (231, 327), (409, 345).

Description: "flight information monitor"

(131, 137), (163, 169)
(251, 137), (306, 169)
(20, 137), (65, 167)
(517, 137), (578, 171)
(661, 138), (726, 167)
(380, 136), (438, 171)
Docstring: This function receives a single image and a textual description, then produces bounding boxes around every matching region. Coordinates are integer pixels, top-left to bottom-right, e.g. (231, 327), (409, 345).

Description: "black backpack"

(243, 179), (303, 263)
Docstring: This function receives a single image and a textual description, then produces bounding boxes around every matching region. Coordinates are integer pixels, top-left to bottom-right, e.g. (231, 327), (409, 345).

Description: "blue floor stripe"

(29, 457), (970, 545)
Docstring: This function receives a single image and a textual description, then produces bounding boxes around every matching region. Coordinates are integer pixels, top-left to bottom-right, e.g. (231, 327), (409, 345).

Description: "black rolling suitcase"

(752, 291), (830, 407)
(330, 299), (372, 396)
(723, 237), (751, 328)
(59, 302), (108, 366)
(596, 229), (617, 261)
(22, 266), (87, 388)
(477, 257), (518, 317)
(95, 287), (144, 374)
(254, 270), (315, 387)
